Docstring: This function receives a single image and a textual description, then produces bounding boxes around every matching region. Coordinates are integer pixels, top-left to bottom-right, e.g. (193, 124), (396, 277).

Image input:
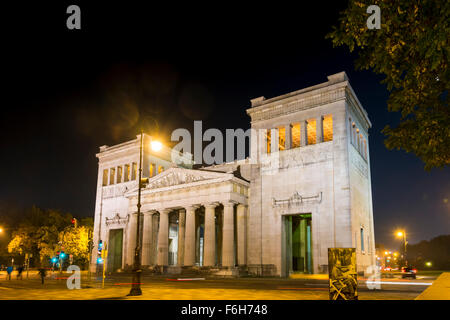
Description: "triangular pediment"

(125, 167), (232, 195)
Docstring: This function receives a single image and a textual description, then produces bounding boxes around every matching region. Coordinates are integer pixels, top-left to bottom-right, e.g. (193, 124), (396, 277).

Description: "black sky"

(2, 2), (449, 249)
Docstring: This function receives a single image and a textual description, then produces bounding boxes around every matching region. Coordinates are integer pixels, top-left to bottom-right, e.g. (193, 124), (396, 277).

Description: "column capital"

(223, 200), (237, 208)
(159, 208), (171, 215)
(186, 204), (200, 211)
(143, 210), (156, 216)
(204, 202), (220, 209)
(236, 203), (248, 209)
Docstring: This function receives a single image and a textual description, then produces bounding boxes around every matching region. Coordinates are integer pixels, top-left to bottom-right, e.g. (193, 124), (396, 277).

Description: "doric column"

(177, 209), (186, 266)
(152, 213), (159, 265)
(141, 211), (154, 266)
(203, 203), (217, 267)
(270, 128), (278, 153)
(236, 204), (247, 266)
(156, 209), (170, 266)
(184, 206), (197, 266)
(317, 116), (323, 143)
(126, 212), (137, 267)
(285, 124), (292, 150)
(222, 202), (235, 267)
(301, 120), (307, 146)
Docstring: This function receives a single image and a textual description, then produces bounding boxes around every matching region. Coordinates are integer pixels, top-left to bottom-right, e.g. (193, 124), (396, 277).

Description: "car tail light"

(412, 269), (417, 273)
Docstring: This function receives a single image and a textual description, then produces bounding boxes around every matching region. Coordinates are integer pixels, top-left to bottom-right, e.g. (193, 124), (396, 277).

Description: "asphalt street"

(0, 270), (433, 300)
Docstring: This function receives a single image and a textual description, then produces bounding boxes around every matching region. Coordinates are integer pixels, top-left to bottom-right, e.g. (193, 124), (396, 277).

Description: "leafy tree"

(406, 235), (450, 269)
(327, 0), (449, 169)
(59, 225), (93, 268)
(7, 207), (63, 266)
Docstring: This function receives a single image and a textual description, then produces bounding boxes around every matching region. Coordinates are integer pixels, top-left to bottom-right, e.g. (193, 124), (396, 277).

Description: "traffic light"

(98, 240), (103, 255)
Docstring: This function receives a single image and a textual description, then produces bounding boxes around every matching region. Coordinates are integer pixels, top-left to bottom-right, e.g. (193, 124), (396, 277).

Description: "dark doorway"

(107, 229), (123, 272)
(285, 214), (312, 274)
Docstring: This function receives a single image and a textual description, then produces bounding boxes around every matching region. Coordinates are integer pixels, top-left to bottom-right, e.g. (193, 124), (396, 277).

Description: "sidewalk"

(415, 272), (450, 300)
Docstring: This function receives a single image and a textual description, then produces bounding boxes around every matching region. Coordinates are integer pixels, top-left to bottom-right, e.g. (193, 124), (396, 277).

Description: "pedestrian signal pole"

(102, 245), (108, 288)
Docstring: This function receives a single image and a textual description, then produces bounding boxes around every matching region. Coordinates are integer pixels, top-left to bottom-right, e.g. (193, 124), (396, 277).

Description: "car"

(401, 266), (417, 279)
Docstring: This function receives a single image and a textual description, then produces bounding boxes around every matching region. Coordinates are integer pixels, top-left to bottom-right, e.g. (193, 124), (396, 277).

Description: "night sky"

(2, 2), (449, 249)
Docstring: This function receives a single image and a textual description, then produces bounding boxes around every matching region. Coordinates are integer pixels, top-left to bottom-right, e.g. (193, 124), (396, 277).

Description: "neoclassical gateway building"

(91, 72), (376, 276)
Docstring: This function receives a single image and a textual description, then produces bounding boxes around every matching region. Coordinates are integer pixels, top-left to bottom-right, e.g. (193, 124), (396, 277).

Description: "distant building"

(91, 72), (376, 276)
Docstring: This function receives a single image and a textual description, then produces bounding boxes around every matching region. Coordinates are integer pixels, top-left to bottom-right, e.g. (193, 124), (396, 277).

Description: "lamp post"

(128, 130), (145, 296)
(396, 231), (408, 266)
(127, 131), (162, 296)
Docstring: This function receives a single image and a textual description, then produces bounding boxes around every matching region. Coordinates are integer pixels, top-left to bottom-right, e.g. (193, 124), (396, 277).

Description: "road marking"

(365, 281), (432, 286)
(277, 287), (328, 291)
(166, 278), (206, 281)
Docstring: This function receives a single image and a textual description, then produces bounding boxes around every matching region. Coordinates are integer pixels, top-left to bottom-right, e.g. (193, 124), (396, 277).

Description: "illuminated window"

(102, 169), (108, 186)
(360, 228), (365, 252)
(352, 123), (356, 146)
(124, 164), (130, 182)
(323, 115), (333, 142)
(349, 119), (353, 144)
(149, 163), (155, 177)
(307, 119), (317, 145)
(364, 140), (367, 160)
(266, 129), (271, 154)
(356, 129), (360, 151)
(291, 123), (301, 148)
(158, 165), (164, 174)
(109, 168), (115, 185)
(131, 163), (137, 180)
(359, 134), (364, 154)
(278, 126), (286, 151)
(117, 166), (122, 183)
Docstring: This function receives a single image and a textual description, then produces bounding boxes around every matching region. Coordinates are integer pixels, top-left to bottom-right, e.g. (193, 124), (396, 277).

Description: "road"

(0, 270), (433, 300)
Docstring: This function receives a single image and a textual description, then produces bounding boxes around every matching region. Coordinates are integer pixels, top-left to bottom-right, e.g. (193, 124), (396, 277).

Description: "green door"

(107, 229), (123, 272)
(288, 214), (312, 274)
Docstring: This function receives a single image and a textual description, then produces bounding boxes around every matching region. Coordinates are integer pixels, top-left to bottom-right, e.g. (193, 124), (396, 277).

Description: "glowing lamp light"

(51, 257), (58, 263)
(396, 231), (404, 237)
(426, 262), (432, 267)
(151, 140), (163, 152)
(60, 252), (66, 259)
(97, 258), (103, 264)
(0, 228), (3, 233)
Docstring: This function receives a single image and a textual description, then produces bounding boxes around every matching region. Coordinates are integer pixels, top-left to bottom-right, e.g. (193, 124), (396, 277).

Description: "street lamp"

(128, 131), (162, 296)
(395, 230), (408, 266)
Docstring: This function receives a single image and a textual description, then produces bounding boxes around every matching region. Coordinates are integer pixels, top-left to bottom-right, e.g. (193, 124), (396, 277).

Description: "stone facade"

(91, 72), (376, 276)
